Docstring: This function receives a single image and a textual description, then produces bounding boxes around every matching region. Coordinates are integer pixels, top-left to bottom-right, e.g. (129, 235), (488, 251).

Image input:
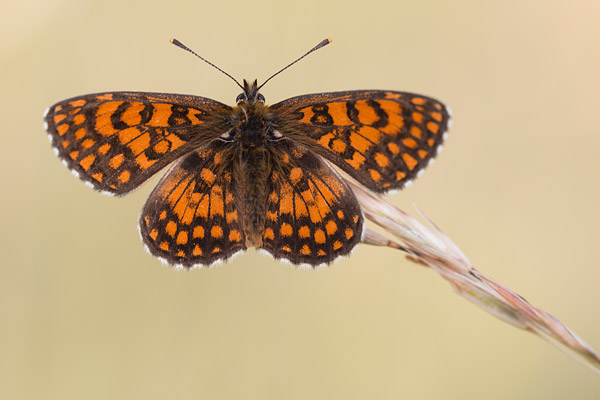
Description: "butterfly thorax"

(232, 104), (270, 145)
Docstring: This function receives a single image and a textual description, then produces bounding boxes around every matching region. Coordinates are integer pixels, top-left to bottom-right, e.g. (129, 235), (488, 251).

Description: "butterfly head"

(236, 79), (265, 104)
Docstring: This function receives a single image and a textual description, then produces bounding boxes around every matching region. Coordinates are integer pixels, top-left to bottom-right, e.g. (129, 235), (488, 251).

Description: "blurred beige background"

(2, 0), (599, 398)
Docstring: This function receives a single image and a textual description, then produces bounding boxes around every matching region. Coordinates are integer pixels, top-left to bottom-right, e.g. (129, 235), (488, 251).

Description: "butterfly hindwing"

(44, 92), (232, 195)
(139, 142), (247, 267)
(260, 140), (363, 266)
(271, 90), (450, 193)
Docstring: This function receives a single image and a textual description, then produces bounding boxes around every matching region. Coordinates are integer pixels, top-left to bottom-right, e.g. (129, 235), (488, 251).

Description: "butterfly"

(43, 38), (451, 269)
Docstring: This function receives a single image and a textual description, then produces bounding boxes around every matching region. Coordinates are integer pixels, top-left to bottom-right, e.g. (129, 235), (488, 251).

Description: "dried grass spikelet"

(351, 181), (600, 375)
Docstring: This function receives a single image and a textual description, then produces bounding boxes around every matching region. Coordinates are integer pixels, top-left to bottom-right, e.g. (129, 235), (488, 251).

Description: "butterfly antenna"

(169, 38), (244, 90)
(257, 38), (332, 91)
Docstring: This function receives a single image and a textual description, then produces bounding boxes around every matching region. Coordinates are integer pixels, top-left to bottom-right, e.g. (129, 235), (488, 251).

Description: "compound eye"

(236, 93), (247, 104)
(257, 93), (265, 103)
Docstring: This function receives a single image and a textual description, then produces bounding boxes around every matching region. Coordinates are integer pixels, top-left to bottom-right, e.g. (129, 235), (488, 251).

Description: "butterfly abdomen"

(237, 145), (271, 247)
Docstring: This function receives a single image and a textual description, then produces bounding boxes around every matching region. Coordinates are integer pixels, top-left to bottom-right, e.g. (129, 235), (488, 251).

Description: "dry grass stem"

(351, 181), (600, 375)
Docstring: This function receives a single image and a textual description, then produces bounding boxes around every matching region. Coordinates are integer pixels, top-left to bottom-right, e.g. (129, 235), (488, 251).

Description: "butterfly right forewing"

(270, 90), (451, 193)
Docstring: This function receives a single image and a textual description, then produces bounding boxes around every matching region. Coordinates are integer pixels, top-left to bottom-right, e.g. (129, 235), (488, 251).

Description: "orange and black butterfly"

(44, 38), (451, 269)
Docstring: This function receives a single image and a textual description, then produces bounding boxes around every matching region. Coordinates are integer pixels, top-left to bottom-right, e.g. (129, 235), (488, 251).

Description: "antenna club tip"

(169, 38), (175, 43)
(315, 38), (332, 50)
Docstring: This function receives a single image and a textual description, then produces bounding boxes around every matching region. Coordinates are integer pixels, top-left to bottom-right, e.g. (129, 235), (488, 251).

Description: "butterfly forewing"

(44, 92), (231, 195)
(260, 140), (363, 265)
(139, 142), (247, 267)
(271, 90), (450, 193)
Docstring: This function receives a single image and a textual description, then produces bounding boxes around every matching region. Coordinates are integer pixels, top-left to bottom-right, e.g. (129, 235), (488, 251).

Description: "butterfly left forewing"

(44, 91), (231, 195)
(270, 90), (450, 193)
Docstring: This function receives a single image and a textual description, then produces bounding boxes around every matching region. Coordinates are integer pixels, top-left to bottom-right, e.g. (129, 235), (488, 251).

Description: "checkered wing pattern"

(139, 142), (246, 267)
(260, 140), (363, 265)
(44, 92), (231, 195)
(271, 90), (450, 193)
